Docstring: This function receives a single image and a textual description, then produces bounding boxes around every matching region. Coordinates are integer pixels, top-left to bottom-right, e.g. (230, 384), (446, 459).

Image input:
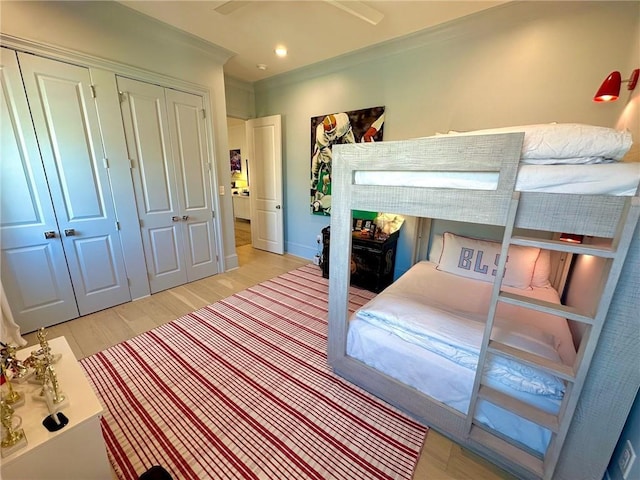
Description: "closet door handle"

(275, 205), (281, 210)
(44, 231), (56, 239)
(64, 229), (76, 237)
(172, 216), (180, 222)
(182, 215), (189, 221)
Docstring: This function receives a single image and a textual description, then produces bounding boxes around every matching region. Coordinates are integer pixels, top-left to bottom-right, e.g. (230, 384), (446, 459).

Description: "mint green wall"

(251, 3), (639, 478)
(252, 1), (639, 276)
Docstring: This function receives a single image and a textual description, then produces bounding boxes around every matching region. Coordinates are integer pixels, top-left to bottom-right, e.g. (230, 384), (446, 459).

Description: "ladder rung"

(498, 291), (595, 325)
(469, 424), (544, 477)
(478, 385), (559, 432)
(487, 340), (576, 381)
(510, 236), (616, 258)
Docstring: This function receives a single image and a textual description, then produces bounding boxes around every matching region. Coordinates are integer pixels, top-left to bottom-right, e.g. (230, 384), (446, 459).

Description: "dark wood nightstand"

(321, 227), (399, 293)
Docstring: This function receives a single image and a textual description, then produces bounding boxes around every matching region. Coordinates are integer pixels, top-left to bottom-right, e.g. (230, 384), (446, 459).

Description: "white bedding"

(354, 162), (640, 196)
(443, 123), (632, 162)
(347, 261), (576, 454)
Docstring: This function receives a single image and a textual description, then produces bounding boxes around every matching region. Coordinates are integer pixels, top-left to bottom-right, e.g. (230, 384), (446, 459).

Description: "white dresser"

(1, 336), (111, 480)
(232, 194), (251, 220)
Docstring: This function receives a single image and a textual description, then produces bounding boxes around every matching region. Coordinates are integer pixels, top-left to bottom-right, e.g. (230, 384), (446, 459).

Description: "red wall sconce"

(593, 69), (639, 102)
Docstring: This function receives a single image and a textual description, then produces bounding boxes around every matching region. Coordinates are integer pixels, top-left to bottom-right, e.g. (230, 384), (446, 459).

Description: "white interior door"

(18, 52), (131, 316)
(0, 48), (79, 332)
(246, 115), (283, 254)
(166, 89), (218, 281)
(118, 77), (218, 292)
(118, 77), (187, 293)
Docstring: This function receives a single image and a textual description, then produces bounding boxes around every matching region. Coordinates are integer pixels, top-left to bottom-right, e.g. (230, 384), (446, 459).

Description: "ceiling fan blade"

(324, 0), (384, 26)
(213, 1), (250, 15)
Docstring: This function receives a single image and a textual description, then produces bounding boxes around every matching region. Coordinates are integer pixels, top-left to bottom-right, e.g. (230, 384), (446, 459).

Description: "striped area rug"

(80, 264), (428, 480)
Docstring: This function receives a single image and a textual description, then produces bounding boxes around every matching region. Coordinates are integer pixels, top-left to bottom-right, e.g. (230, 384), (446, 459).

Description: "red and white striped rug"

(80, 264), (428, 480)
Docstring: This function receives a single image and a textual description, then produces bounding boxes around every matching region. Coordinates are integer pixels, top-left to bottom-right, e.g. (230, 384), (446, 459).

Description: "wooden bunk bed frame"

(327, 133), (640, 480)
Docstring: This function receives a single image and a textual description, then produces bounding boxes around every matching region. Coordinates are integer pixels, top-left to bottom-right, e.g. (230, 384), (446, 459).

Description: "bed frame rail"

(516, 193), (628, 237)
(328, 133), (523, 363)
(335, 133), (524, 226)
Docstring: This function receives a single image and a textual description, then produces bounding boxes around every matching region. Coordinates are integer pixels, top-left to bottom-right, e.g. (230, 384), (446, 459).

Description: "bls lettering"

(457, 248), (507, 276)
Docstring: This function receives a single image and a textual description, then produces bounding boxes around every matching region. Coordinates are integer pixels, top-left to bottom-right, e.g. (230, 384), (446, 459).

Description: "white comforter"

(354, 261), (576, 365)
(347, 261), (576, 453)
(356, 297), (566, 399)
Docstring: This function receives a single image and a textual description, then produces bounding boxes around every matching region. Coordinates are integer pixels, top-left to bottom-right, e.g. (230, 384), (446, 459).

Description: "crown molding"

(0, 34), (211, 98)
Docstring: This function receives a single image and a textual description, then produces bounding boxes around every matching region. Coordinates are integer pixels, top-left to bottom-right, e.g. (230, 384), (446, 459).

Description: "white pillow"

(437, 232), (539, 289)
(531, 249), (551, 288)
(445, 123), (632, 162)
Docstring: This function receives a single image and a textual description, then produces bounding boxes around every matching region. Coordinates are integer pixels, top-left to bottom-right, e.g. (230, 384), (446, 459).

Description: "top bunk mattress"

(354, 123), (640, 196)
(354, 162), (640, 196)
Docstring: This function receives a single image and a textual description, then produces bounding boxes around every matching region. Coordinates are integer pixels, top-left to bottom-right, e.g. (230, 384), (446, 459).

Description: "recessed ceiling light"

(256, 64), (268, 70)
(274, 46), (288, 57)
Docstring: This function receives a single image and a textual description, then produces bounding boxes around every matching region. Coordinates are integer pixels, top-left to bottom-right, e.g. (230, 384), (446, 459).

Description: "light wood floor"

(22, 244), (514, 480)
(234, 218), (252, 247)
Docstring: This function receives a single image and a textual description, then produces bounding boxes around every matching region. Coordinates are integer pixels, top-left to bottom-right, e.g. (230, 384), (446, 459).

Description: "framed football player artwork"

(310, 106), (385, 216)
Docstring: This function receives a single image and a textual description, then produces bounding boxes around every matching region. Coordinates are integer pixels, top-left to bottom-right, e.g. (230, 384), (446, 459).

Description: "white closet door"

(117, 77), (187, 293)
(118, 78), (219, 292)
(165, 89), (218, 282)
(18, 52), (131, 316)
(0, 48), (79, 332)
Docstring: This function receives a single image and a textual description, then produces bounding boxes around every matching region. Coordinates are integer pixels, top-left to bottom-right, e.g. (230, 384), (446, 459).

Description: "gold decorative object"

(0, 398), (26, 451)
(32, 328), (61, 364)
(23, 355), (46, 385)
(0, 343), (24, 407)
(22, 330), (67, 407)
(43, 362), (65, 406)
(24, 328), (61, 388)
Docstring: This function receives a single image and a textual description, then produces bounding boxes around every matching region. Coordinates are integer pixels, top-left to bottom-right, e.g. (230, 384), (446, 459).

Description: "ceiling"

(118, 1), (507, 83)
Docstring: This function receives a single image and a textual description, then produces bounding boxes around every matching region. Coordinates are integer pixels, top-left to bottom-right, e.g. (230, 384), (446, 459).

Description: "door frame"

(1, 35), (227, 300)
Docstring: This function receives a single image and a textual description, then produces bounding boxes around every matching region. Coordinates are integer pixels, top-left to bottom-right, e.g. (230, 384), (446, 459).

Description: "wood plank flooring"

(234, 218), (252, 247)
(21, 244), (514, 480)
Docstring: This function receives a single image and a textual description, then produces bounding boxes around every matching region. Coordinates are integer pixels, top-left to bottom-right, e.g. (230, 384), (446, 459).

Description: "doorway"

(227, 114), (283, 255)
(228, 117), (252, 248)
(234, 218), (252, 247)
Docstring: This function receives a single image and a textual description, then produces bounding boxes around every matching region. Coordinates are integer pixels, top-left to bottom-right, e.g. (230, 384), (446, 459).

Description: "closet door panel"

(0, 47), (79, 331)
(166, 89), (218, 281)
(148, 226), (182, 277)
(117, 77), (187, 292)
(18, 52), (131, 315)
(73, 235), (125, 294)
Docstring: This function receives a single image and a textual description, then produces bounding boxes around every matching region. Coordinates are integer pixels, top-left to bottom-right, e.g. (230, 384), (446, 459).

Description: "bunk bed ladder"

(465, 193), (640, 480)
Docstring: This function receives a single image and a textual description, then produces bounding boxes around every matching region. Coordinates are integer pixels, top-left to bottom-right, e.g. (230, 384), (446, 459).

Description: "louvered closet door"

(0, 48), (79, 332)
(18, 52), (131, 316)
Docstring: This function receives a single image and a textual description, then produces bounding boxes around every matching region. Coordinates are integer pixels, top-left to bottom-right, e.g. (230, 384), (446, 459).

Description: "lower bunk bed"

(347, 257), (574, 456)
(326, 125), (640, 480)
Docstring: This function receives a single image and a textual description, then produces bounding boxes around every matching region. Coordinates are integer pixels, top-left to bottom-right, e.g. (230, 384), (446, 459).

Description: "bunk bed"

(347, 253), (575, 455)
(326, 125), (640, 480)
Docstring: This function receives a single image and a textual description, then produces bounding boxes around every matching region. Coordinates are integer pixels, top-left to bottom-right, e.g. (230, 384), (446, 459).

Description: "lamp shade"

(594, 71), (622, 102)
